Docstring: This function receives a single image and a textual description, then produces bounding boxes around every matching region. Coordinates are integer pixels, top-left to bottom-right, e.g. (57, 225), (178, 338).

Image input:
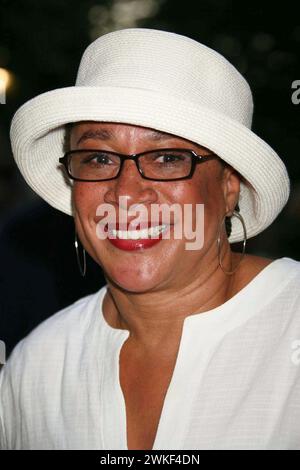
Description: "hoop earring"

(217, 209), (247, 275)
(74, 231), (86, 277)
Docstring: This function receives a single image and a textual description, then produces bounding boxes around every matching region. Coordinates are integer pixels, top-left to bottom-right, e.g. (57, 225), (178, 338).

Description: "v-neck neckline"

(94, 257), (292, 450)
(98, 322), (204, 450)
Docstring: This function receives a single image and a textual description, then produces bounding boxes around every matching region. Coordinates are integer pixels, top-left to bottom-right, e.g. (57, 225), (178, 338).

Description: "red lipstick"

(105, 222), (170, 251)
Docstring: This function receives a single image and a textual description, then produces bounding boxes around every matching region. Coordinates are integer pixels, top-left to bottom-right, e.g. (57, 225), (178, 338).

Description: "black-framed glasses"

(59, 148), (219, 182)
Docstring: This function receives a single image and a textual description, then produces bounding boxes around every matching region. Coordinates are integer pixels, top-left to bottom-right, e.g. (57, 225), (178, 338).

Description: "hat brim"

(10, 86), (290, 243)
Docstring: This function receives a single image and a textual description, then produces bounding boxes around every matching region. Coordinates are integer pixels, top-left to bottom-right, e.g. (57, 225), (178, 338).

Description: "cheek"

(190, 167), (225, 211)
(175, 174), (224, 236)
(72, 182), (105, 217)
(168, 179), (204, 205)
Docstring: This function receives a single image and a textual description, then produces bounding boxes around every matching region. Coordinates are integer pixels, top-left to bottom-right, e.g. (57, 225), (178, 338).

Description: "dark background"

(0, 0), (299, 358)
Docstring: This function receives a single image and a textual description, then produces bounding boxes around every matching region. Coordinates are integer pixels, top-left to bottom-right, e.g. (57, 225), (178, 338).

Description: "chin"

(104, 266), (165, 294)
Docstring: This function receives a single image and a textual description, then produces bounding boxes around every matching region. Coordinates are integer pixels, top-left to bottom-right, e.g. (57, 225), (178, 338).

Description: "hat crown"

(75, 28), (253, 128)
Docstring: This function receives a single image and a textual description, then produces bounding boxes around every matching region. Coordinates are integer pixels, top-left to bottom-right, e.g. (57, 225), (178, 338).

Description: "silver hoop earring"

(74, 231), (86, 277)
(217, 209), (247, 275)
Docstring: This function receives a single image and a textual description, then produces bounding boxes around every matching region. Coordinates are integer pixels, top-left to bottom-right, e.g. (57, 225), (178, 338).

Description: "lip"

(105, 222), (171, 251)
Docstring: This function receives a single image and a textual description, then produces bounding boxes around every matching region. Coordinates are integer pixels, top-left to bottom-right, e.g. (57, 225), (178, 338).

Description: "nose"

(104, 158), (158, 209)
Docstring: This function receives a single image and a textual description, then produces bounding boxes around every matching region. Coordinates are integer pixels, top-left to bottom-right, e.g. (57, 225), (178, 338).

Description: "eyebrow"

(76, 128), (174, 145)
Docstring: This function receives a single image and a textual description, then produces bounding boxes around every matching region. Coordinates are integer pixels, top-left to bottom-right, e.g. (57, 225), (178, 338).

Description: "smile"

(109, 224), (169, 240)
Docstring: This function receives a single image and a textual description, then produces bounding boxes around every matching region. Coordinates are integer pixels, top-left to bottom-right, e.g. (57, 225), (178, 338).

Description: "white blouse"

(1, 256), (300, 450)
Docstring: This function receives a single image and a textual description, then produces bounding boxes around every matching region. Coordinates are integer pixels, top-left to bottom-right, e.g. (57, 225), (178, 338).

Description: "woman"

(1, 28), (299, 450)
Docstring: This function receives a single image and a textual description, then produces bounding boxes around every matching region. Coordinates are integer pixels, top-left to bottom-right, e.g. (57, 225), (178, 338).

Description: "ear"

(221, 164), (241, 215)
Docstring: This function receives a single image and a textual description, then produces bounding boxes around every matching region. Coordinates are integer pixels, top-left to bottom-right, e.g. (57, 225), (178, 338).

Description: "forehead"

(70, 121), (180, 140)
(65, 120), (228, 172)
(68, 122), (214, 154)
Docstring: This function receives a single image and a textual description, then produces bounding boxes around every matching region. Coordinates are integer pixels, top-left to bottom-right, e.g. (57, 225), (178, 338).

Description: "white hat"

(10, 28), (290, 243)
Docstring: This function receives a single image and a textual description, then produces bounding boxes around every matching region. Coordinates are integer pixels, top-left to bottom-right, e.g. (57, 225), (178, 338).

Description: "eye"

(152, 152), (189, 165)
(81, 151), (117, 165)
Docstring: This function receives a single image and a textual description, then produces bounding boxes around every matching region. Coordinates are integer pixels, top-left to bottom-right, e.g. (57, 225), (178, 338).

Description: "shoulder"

(236, 253), (276, 279)
(244, 254), (300, 280)
(231, 254), (300, 330)
(23, 287), (102, 347)
(242, 255), (300, 323)
(0, 286), (107, 449)
(0, 285), (107, 381)
(233, 254), (300, 294)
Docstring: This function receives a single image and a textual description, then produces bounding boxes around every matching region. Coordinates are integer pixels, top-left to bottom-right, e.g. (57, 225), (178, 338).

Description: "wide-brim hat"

(10, 28), (290, 243)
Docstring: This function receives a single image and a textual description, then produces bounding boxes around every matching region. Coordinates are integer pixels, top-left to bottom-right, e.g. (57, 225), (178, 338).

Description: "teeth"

(110, 224), (168, 240)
